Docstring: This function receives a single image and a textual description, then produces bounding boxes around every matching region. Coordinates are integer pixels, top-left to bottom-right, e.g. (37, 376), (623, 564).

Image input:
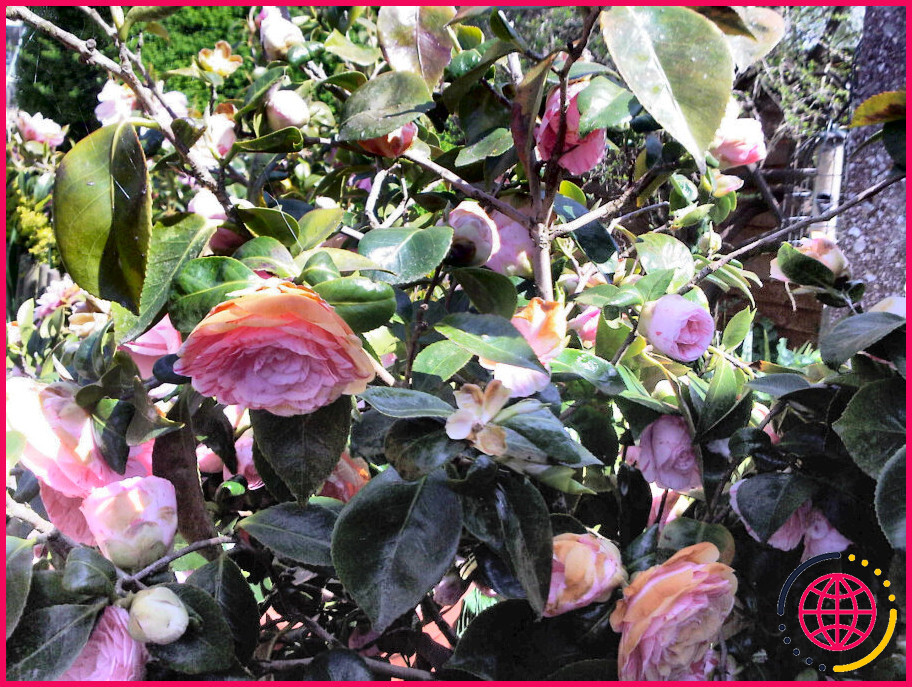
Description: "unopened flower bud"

(266, 88), (310, 131)
(128, 587), (189, 645)
(698, 230), (722, 255)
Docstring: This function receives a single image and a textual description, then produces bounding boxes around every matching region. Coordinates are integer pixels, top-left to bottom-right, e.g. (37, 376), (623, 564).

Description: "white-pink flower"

(544, 531), (627, 617)
(536, 80), (607, 175)
(484, 210), (535, 278)
(568, 306), (601, 347)
(446, 201), (500, 267)
(709, 103), (767, 170)
(16, 111), (65, 148)
(629, 415), (701, 492)
(60, 606), (148, 680)
(95, 80), (137, 126)
(119, 315), (182, 379)
(259, 6), (305, 61)
(639, 294), (714, 363)
(266, 87), (310, 131)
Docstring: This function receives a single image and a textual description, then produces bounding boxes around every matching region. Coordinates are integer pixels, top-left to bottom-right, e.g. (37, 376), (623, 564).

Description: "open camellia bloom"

(60, 606), (148, 681)
(709, 100), (767, 170)
(119, 315), (182, 379)
(479, 298), (568, 397)
(629, 415), (702, 492)
(80, 475), (178, 570)
(198, 40), (243, 77)
(174, 280), (375, 416)
(445, 381), (512, 456)
(639, 294), (714, 363)
(95, 80), (137, 126)
(610, 542), (737, 681)
(358, 122), (418, 158)
(16, 111), (65, 148)
(769, 235), (850, 282)
(536, 80), (608, 175)
(544, 531), (627, 617)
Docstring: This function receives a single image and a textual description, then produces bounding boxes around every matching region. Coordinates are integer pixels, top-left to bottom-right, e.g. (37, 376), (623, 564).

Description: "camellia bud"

(128, 587), (189, 645)
(266, 88), (310, 131)
(445, 201), (499, 267)
(544, 531), (627, 617)
(357, 122), (418, 158)
(698, 230), (722, 255)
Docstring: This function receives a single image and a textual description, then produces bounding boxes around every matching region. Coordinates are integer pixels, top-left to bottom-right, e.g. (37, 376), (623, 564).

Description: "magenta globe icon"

(798, 573), (877, 651)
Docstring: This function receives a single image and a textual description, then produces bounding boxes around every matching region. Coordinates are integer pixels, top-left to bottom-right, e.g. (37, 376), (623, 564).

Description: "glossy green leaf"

(436, 312), (547, 373)
(126, 378), (181, 445)
(148, 583), (234, 674)
(359, 225), (453, 285)
(298, 208), (345, 251)
(358, 387), (454, 418)
(775, 242), (835, 288)
(239, 502), (338, 566)
(232, 236), (297, 278)
(576, 283), (641, 308)
(237, 67), (286, 118)
(725, 7), (786, 71)
(232, 126), (304, 154)
(658, 517), (735, 564)
(6, 602), (104, 680)
(250, 396), (352, 503)
(731, 473), (817, 542)
(322, 70), (368, 92)
(820, 312), (905, 368)
(377, 6), (457, 90)
(112, 213), (215, 343)
(324, 29), (382, 66)
(6, 537), (33, 639)
(298, 250), (341, 286)
(385, 418), (462, 480)
(332, 469), (463, 632)
(635, 233), (694, 291)
(296, 247), (388, 274)
(313, 277), (396, 332)
(455, 127), (514, 166)
(691, 7), (756, 37)
(441, 39), (516, 112)
(601, 6), (733, 171)
(577, 77), (637, 136)
(168, 257), (257, 333)
(558, 180), (587, 206)
(338, 71), (433, 141)
(413, 340), (473, 380)
(874, 447), (905, 550)
(452, 267), (518, 319)
(500, 405), (600, 467)
(722, 307), (754, 351)
(745, 373), (811, 398)
(554, 193), (618, 271)
(550, 348), (625, 396)
(54, 122), (152, 312)
(834, 379), (906, 479)
(236, 207), (303, 253)
(90, 398), (131, 474)
(62, 547), (117, 598)
(187, 555), (260, 660)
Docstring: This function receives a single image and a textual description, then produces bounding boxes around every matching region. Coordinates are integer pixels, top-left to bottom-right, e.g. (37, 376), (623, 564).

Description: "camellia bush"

(5, 5), (906, 682)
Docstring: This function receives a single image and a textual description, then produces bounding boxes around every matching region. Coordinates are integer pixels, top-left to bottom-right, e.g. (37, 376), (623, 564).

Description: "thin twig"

(551, 201), (669, 238)
(402, 264), (445, 386)
(610, 329), (637, 365)
(364, 167), (391, 230)
(421, 597), (459, 648)
(119, 535), (233, 590)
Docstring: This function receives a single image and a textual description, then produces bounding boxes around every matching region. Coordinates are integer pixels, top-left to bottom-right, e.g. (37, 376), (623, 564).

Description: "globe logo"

(798, 573), (877, 651)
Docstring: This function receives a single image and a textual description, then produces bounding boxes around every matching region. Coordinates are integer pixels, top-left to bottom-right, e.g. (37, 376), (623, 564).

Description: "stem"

(119, 536), (233, 589)
(610, 329), (637, 365)
(258, 656), (435, 681)
(402, 265), (444, 385)
(421, 597), (459, 648)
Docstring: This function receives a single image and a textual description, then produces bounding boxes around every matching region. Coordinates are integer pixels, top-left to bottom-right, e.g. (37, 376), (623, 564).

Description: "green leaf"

(239, 502), (338, 566)
(296, 246), (388, 274)
(601, 6), (733, 171)
(724, 7), (786, 71)
(54, 122), (152, 312)
(634, 268), (676, 301)
(332, 469), (463, 632)
(722, 307), (754, 351)
(558, 180), (587, 206)
(112, 213), (215, 343)
(500, 405), (601, 467)
(451, 267), (518, 319)
(874, 447), (905, 550)
(413, 340), (473, 380)
(658, 517), (735, 564)
(774, 242), (835, 288)
(324, 29), (382, 66)
(187, 555), (260, 660)
(6, 537), (33, 639)
(550, 349), (625, 396)
(338, 71), (433, 141)
(745, 373), (811, 398)
(385, 418), (463, 481)
(833, 379), (906, 479)
(850, 91), (906, 128)
(300, 649), (375, 680)
(322, 70), (368, 92)
(312, 277), (396, 332)
(731, 473), (817, 543)
(250, 396), (352, 503)
(377, 6), (456, 90)
(232, 236), (297, 278)
(553, 194), (618, 271)
(691, 7), (756, 37)
(148, 583), (234, 674)
(882, 120), (905, 168)
(90, 398), (131, 474)
(298, 250), (341, 286)
(297, 208), (345, 251)
(6, 602), (104, 680)
(237, 67), (286, 118)
(576, 283), (641, 308)
(577, 77), (637, 136)
(232, 126), (304, 154)
(635, 233), (694, 291)
(236, 207), (303, 253)
(62, 547), (117, 598)
(358, 387), (454, 418)
(441, 39), (516, 112)
(819, 312), (905, 368)
(168, 257), (257, 333)
(359, 225), (453, 285)
(696, 357), (740, 437)
(126, 378), (181, 445)
(436, 312), (547, 373)
(455, 127), (514, 166)
(121, 6), (180, 37)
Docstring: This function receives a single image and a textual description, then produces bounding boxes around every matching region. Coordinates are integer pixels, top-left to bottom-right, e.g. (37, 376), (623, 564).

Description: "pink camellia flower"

(535, 80), (607, 175)
(80, 475), (178, 570)
(769, 236), (850, 283)
(157, 83), (189, 119)
(709, 103), (767, 170)
(198, 40), (243, 77)
(710, 168), (744, 196)
(479, 298), (567, 397)
(646, 482), (689, 527)
(319, 451), (371, 503)
(357, 122), (418, 158)
(35, 275), (81, 319)
(484, 210), (535, 278)
(639, 294), (714, 363)
(259, 6), (306, 61)
(95, 80), (137, 126)
(610, 542), (737, 681)
(729, 480), (851, 562)
(118, 315), (182, 379)
(224, 434), (263, 490)
(266, 87), (310, 131)
(568, 306), (601, 347)
(187, 188), (227, 221)
(59, 606), (148, 681)
(16, 111), (65, 148)
(445, 381), (511, 456)
(544, 531), (627, 617)
(445, 201), (500, 267)
(630, 415), (701, 492)
(173, 280), (375, 416)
